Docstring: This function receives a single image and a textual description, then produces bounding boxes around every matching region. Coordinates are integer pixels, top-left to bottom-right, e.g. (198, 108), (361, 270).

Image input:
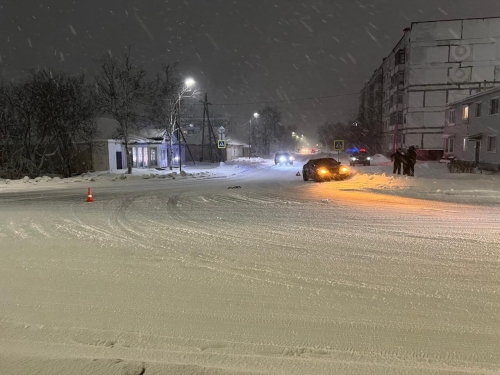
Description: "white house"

(91, 118), (184, 172)
(443, 87), (500, 171)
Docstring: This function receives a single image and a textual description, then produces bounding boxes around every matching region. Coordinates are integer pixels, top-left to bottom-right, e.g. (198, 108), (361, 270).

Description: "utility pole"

(201, 94), (206, 162)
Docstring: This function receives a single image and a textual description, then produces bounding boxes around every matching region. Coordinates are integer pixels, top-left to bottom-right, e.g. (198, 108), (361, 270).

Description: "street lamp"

(175, 77), (196, 173)
(249, 112), (259, 159)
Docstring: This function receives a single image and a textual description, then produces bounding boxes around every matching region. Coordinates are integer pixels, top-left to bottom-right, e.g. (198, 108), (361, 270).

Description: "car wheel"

(290, 162), (293, 165)
(302, 172), (308, 181)
(349, 162), (353, 166)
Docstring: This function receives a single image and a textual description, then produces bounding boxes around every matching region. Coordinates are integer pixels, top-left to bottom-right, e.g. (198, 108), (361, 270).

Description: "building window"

(397, 112), (404, 125)
(487, 136), (497, 152)
(396, 49), (406, 65)
(462, 104), (469, 120)
(448, 109), (456, 125)
(462, 138), (467, 151)
(490, 98), (499, 115)
(398, 71), (405, 85)
(397, 94), (403, 104)
(475, 102), (482, 117)
(445, 138), (455, 153)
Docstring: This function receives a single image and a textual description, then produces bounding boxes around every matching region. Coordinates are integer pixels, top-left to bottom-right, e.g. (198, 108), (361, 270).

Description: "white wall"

(108, 141), (126, 171)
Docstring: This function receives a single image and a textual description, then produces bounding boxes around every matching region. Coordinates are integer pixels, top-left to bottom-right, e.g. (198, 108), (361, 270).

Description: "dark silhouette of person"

(407, 146), (417, 177)
(401, 148), (410, 175)
(390, 148), (403, 175)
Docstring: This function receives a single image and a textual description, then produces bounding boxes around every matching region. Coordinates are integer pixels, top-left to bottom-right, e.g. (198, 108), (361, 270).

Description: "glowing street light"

(249, 112), (260, 159)
(185, 77), (195, 87)
(175, 78), (196, 172)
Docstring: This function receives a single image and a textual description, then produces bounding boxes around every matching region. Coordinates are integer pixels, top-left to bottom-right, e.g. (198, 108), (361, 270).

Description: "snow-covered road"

(1, 164), (500, 374)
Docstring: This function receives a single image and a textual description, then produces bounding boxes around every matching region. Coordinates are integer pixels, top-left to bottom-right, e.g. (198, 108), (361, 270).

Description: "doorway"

(474, 141), (481, 166)
(116, 151), (123, 169)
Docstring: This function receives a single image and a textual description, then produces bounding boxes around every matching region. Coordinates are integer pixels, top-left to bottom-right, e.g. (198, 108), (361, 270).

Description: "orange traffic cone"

(86, 187), (94, 202)
(296, 171), (301, 176)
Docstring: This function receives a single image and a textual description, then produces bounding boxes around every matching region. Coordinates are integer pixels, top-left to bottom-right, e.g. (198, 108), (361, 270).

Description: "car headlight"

(289, 156), (294, 160)
(340, 167), (349, 173)
(319, 169), (328, 174)
(351, 157), (357, 161)
(367, 157), (371, 160)
(279, 157), (286, 162)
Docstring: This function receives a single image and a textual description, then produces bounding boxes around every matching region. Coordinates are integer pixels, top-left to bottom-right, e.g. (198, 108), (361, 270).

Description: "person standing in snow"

(407, 145), (417, 177)
(400, 148), (410, 175)
(390, 148), (403, 175)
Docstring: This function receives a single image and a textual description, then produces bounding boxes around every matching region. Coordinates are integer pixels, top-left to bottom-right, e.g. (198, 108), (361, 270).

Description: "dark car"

(302, 158), (351, 182)
(349, 149), (371, 166)
(274, 151), (294, 165)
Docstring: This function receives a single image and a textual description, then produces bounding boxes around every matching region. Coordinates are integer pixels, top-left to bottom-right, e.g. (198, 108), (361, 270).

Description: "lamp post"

(175, 77), (196, 173)
(249, 112), (259, 159)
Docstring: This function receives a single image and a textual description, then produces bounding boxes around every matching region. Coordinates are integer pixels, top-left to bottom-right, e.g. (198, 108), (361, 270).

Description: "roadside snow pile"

(342, 161), (500, 204)
(337, 172), (406, 192)
(229, 157), (270, 164)
(370, 154), (391, 165)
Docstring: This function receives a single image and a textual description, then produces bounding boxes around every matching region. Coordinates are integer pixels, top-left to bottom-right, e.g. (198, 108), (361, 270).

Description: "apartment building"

(359, 17), (500, 159)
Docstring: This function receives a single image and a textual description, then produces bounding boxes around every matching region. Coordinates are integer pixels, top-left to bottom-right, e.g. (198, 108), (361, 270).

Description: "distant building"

(443, 87), (499, 171)
(357, 67), (383, 152)
(89, 118), (183, 172)
(358, 17), (500, 159)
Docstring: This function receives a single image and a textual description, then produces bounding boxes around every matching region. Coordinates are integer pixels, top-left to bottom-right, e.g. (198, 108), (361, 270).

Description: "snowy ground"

(0, 157), (500, 374)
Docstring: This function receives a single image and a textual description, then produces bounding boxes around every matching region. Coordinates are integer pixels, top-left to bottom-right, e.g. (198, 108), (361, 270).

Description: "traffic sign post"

(334, 140), (344, 162)
(217, 140), (227, 149)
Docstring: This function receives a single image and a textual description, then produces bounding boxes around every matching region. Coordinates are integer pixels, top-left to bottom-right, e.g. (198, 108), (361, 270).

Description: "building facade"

(359, 17), (500, 159)
(443, 87), (499, 171)
(357, 67), (384, 152)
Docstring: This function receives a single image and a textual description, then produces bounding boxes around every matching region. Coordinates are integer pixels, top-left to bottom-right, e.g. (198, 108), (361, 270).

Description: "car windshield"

(314, 158), (339, 167)
(1, 2), (499, 374)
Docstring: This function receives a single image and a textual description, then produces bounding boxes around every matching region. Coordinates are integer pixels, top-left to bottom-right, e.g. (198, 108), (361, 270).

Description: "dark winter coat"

(391, 150), (403, 163)
(407, 147), (417, 165)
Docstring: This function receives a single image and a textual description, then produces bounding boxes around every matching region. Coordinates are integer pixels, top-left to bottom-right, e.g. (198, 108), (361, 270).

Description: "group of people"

(391, 146), (417, 176)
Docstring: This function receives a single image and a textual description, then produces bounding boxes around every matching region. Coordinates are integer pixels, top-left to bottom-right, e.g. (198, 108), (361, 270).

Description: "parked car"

(302, 158), (351, 182)
(274, 151), (294, 165)
(349, 149), (371, 166)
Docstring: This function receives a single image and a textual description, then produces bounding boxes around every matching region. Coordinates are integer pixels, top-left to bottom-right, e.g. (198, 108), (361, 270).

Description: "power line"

(206, 91), (360, 106)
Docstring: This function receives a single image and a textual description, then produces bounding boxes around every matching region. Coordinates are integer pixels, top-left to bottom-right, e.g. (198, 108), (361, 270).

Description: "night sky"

(1, 0), (499, 139)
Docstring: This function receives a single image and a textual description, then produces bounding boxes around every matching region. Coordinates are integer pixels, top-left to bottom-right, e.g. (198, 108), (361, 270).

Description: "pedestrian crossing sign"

(334, 140), (344, 151)
(218, 140), (227, 149)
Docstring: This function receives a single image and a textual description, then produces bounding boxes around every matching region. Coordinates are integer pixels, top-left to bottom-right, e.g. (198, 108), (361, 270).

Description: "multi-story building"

(357, 67), (384, 152)
(359, 17), (500, 159)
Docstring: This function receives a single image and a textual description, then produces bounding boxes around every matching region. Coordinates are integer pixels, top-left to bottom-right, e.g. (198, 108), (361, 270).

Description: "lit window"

(462, 105), (469, 120)
(487, 136), (497, 152)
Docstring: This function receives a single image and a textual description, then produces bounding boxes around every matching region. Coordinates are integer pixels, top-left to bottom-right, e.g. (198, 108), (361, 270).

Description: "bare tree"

(146, 63), (182, 169)
(94, 48), (153, 173)
(251, 106), (284, 156)
(32, 70), (98, 177)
